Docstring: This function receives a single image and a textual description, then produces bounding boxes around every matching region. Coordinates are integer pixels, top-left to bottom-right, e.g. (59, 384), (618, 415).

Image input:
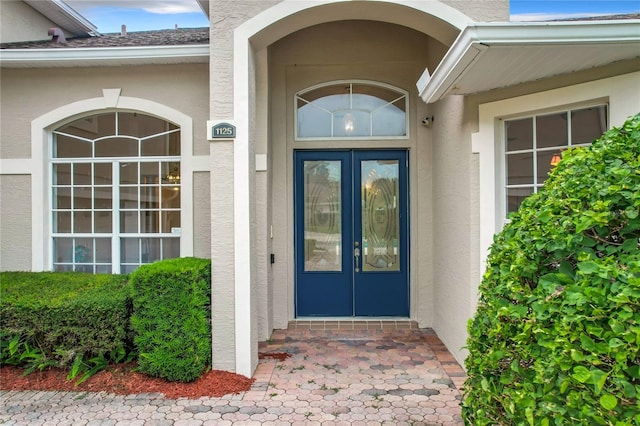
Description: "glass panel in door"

(361, 160), (400, 272)
(303, 160), (342, 272)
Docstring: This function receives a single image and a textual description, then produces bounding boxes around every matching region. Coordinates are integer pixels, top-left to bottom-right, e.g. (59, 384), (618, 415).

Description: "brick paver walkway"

(0, 322), (466, 425)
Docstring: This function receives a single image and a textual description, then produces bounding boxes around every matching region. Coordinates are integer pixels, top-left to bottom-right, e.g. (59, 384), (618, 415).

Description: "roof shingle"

(1, 27), (209, 49)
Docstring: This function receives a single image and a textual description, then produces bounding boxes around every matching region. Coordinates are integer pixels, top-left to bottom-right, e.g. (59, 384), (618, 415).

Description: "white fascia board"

(50, 0), (100, 35)
(0, 45), (210, 67)
(418, 20), (640, 104)
(417, 25), (488, 104)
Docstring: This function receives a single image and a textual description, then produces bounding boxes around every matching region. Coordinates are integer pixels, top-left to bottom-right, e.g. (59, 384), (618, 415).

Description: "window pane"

(297, 104), (332, 138)
(162, 238), (180, 259)
(73, 211), (92, 233)
(161, 187), (180, 208)
(118, 112), (177, 138)
(161, 211), (181, 233)
(141, 132), (180, 156)
(141, 238), (161, 263)
(53, 163), (71, 185)
(94, 187), (112, 209)
(74, 187), (92, 209)
(506, 153), (533, 186)
(53, 187), (71, 209)
(372, 101), (406, 137)
(572, 106), (607, 145)
(334, 110), (370, 137)
(121, 265), (138, 274)
(74, 238), (93, 263)
(121, 238), (139, 263)
(120, 186), (138, 209)
(507, 187), (533, 215)
(94, 163), (112, 185)
(57, 114), (115, 139)
(54, 134), (91, 158)
(141, 186), (159, 209)
(95, 238), (111, 262)
(120, 211), (138, 233)
(537, 150), (556, 183)
(95, 137), (138, 157)
(140, 162), (159, 184)
(161, 162), (180, 185)
(96, 265), (112, 273)
(120, 163), (138, 184)
(54, 264), (73, 272)
(537, 113), (568, 148)
(94, 212), (112, 233)
(353, 84), (405, 110)
(53, 238), (73, 262)
(74, 163), (92, 185)
(506, 118), (533, 152)
(141, 211), (159, 233)
(53, 211), (71, 233)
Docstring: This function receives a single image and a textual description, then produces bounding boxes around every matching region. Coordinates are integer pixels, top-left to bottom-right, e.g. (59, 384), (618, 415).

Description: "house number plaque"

(211, 122), (236, 139)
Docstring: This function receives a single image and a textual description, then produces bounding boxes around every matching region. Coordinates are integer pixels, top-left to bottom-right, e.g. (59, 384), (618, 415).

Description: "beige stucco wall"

(0, 1), (73, 43)
(0, 175), (32, 270)
(0, 63), (210, 270)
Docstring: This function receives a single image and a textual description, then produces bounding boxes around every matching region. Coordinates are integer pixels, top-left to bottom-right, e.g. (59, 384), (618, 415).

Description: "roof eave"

(418, 20), (640, 104)
(0, 45), (211, 68)
(24, 0), (99, 37)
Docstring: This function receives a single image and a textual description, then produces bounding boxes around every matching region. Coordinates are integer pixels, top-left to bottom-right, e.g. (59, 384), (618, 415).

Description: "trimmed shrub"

(130, 257), (211, 382)
(463, 114), (640, 425)
(0, 272), (132, 370)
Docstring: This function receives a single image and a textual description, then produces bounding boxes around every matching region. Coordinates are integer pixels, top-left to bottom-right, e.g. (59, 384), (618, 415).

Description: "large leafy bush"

(130, 257), (211, 382)
(463, 114), (640, 425)
(0, 272), (132, 374)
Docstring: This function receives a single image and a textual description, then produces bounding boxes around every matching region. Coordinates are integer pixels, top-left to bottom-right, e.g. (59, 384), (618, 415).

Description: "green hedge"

(463, 114), (640, 425)
(130, 257), (212, 382)
(0, 272), (132, 369)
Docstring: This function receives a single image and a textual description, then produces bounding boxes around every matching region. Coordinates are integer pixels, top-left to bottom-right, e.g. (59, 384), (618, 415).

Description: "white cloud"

(66, 0), (202, 14)
(510, 12), (624, 21)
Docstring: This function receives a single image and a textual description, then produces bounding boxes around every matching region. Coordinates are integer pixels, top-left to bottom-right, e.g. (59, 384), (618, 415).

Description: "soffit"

(418, 20), (640, 103)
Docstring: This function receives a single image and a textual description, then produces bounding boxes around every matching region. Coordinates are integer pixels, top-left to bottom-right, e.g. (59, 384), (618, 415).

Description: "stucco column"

(209, 139), (236, 372)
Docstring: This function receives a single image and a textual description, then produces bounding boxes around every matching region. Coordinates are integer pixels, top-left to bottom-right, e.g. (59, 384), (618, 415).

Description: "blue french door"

(294, 150), (409, 317)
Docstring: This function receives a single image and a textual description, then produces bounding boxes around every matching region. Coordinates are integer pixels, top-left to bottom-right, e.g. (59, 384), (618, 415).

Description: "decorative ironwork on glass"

(296, 81), (408, 140)
(303, 160), (342, 271)
(361, 160), (400, 272)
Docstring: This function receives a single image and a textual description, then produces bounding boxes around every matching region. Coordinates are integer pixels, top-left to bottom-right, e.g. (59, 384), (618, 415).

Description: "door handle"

(354, 247), (360, 272)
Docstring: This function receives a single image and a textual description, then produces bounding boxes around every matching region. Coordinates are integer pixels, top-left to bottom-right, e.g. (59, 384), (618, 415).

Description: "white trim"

(0, 159), (33, 175)
(473, 72), (640, 293)
(419, 20), (640, 103)
(30, 92), (195, 271)
(0, 45), (210, 68)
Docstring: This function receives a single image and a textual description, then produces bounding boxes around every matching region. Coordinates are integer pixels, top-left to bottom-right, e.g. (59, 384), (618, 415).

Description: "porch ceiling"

(418, 20), (640, 103)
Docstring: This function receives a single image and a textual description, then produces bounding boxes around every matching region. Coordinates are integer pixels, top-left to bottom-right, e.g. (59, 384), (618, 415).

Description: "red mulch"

(0, 353), (291, 399)
(0, 362), (254, 400)
(258, 352), (291, 362)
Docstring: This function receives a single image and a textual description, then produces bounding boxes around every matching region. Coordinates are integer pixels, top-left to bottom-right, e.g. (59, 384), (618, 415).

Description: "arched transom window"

(295, 81), (408, 140)
(51, 112), (181, 273)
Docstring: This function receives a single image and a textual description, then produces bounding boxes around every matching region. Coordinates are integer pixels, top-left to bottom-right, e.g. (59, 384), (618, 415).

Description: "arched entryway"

(210, 0), (471, 376)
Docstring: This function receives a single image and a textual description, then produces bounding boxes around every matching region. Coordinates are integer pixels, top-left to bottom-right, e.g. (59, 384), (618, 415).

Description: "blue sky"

(511, 0), (640, 21)
(66, 0), (640, 33)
